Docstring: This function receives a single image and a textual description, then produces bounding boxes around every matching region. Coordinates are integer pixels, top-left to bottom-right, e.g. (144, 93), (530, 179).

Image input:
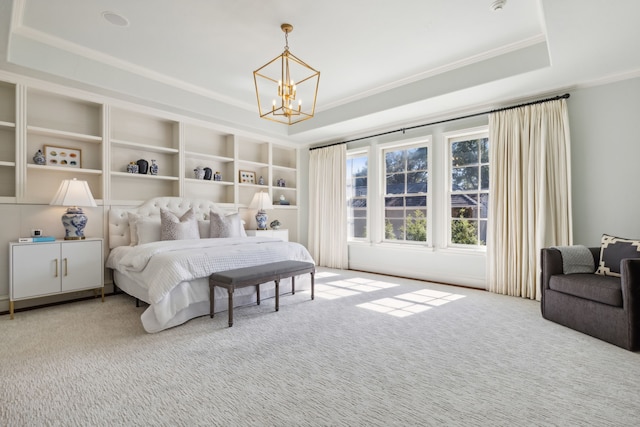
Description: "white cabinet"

(9, 238), (104, 319)
(245, 229), (289, 241)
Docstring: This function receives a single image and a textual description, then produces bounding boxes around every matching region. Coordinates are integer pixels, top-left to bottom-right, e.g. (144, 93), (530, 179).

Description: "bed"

(106, 197), (314, 332)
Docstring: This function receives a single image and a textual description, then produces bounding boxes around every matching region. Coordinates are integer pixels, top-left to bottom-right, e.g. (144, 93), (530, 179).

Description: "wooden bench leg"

(311, 271), (315, 300)
(210, 285), (215, 318)
(228, 287), (234, 327)
(275, 279), (280, 312)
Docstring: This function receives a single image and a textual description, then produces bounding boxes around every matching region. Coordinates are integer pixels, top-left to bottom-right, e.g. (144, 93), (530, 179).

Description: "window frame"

(443, 126), (489, 250)
(379, 137), (433, 247)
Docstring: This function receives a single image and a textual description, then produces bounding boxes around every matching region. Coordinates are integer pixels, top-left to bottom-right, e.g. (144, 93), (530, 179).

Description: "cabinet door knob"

(64, 258), (68, 276)
(54, 258), (59, 278)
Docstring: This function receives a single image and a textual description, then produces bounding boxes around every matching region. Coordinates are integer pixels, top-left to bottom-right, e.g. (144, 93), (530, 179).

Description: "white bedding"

(107, 236), (315, 332)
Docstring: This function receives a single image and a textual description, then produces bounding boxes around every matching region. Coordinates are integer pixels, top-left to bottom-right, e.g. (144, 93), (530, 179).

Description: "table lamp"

(249, 190), (273, 230)
(50, 178), (97, 240)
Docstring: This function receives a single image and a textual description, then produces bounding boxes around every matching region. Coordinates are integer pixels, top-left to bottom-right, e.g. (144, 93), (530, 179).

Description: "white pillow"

(136, 218), (162, 245)
(198, 220), (211, 238)
(127, 212), (142, 245)
(210, 211), (246, 238)
(160, 208), (200, 241)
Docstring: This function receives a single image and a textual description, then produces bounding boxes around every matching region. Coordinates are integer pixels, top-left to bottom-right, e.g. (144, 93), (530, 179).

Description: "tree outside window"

(384, 145), (428, 242)
(449, 135), (489, 246)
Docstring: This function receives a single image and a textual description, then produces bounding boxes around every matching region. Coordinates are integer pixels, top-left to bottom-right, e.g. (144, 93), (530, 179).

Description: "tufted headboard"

(108, 197), (237, 249)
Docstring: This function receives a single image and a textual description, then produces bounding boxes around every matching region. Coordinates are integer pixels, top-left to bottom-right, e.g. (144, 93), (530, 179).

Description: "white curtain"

(308, 144), (348, 268)
(487, 99), (572, 300)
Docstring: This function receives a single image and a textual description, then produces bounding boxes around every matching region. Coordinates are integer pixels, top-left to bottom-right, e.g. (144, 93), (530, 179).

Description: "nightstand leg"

(101, 287), (104, 302)
(9, 301), (14, 320)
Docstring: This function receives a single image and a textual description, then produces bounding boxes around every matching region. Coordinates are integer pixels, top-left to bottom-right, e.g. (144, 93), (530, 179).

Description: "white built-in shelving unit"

(0, 77), (299, 210)
(0, 81), (16, 203)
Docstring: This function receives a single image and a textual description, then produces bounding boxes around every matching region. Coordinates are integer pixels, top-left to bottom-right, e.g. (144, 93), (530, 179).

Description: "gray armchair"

(540, 247), (640, 351)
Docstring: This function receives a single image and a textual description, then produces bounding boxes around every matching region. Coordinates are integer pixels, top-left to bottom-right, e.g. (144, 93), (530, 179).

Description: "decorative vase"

(127, 162), (139, 173)
(258, 175), (265, 185)
(33, 149), (46, 165)
(214, 171), (222, 181)
(150, 159), (158, 175)
(61, 207), (88, 240)
(137, 159), (148, 174)
(203, 167), (213, 180)
(255, 209), (268, 230)
(194, 166), (205, 179)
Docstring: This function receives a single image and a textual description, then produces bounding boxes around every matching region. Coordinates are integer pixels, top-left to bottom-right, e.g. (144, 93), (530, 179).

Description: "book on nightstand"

(18, 236), (56, 243)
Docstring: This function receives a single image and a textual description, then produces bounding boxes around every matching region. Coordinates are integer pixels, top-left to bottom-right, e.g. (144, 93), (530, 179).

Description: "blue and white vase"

(33, 149), (46, 165)
(150, 159), (158, 175)
(255, 210), (268, 230)
(194, 166), (205, 179)
(127, 162), (139, 173)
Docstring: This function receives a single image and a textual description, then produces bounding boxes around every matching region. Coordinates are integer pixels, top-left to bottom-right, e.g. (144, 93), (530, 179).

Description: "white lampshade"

(249, 191), (273, 211)
(50, 178), (97, 207)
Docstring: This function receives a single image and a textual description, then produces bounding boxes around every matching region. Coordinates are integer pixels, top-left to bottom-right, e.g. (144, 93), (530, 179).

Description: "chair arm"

(621, 258), (640, 350)
(541, 248), (563, 291)
(621, 258), (640, 308)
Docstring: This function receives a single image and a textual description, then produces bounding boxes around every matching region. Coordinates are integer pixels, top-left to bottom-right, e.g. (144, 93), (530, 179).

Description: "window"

(448, 130), (489, 247)
(383, 143), (429, 242)
(347, 151), (368, 240)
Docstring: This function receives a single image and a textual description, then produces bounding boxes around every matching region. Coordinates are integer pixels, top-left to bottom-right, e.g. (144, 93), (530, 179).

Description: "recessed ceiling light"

(102, 11), (129, 27)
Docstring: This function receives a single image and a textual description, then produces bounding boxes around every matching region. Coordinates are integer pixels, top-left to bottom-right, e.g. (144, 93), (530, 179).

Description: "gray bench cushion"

(210, 260), (315, 285)
(549, 273), (622, 307)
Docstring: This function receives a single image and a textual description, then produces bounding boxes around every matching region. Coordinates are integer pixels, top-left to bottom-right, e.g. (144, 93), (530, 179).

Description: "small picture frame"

(44, 145), (81, 168)
(239, 170), (256, 184)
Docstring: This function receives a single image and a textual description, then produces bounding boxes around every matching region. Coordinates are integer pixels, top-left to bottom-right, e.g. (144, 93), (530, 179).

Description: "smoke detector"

(490, 0), (507, 11)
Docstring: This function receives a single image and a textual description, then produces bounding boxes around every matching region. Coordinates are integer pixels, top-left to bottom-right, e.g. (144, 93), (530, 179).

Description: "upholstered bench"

(209, 260), (315, 327)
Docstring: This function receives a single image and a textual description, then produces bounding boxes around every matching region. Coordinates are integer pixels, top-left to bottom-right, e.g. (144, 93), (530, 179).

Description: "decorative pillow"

(209, 211), (246, 238)
(160, 208), (200, 241)
(136, 218), (162, 245)
(596, 234), (640, 277)
(127, 212), (143, 245)
(198, 220), (211, 239)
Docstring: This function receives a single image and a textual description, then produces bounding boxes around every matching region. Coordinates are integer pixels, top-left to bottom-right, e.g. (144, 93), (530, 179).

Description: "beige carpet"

(1, 268), (639, 426)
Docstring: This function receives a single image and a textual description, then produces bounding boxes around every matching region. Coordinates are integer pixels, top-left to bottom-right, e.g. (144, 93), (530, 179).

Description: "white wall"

(300, 76), (640, 289)
(568, 77), (640, 245)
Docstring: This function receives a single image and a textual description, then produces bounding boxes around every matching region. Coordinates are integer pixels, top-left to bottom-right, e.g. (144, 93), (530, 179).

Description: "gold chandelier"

(253, 23), (320, 125)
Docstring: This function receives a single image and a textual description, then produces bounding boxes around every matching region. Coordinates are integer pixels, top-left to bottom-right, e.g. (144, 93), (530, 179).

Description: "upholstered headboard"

(108, 197), (237, 249)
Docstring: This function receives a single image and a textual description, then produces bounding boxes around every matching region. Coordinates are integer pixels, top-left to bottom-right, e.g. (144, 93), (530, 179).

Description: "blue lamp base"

(62, 207), (88, 240)
(255, 209), (268, 230)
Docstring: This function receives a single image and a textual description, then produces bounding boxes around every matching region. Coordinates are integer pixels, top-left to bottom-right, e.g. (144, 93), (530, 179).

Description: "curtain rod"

(309, 93), (570, 151)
